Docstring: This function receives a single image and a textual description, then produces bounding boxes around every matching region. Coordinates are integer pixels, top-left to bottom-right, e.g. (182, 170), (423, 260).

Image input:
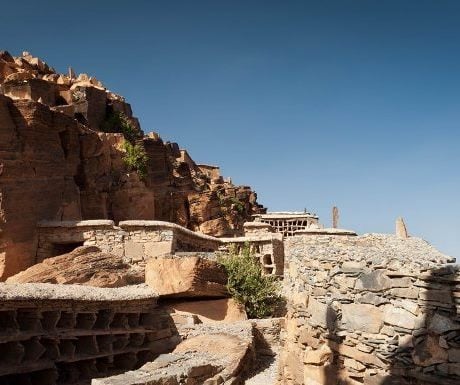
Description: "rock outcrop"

(145, 256), (228, 298)
(0, 51), (265, 279)
(6, 246), (143, 287)
(165, 298), (247, 323)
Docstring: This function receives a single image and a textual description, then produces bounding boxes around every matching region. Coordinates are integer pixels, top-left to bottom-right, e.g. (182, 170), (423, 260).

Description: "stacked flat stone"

(278, 234), (459, 385)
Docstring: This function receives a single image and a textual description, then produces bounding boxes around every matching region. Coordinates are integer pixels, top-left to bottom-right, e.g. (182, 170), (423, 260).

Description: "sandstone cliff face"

(0, 51), (265, 279)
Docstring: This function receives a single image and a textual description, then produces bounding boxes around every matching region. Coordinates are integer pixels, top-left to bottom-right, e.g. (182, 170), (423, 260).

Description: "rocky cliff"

(0, 51), (265, 279)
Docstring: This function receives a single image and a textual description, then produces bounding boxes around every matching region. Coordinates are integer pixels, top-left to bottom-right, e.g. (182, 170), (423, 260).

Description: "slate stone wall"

(278, 234), (460, 385)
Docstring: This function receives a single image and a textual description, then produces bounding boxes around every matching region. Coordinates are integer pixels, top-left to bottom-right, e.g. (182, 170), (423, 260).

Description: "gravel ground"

(0, 282), (158, 301)
(244, 354), (279, 385)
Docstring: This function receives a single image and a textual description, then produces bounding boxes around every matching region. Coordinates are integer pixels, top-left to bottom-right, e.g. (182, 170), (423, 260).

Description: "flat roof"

(254, 211), (319, 219)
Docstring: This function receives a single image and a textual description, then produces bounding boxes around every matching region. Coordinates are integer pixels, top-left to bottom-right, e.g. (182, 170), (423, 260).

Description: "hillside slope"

(0, 51), (265, 278)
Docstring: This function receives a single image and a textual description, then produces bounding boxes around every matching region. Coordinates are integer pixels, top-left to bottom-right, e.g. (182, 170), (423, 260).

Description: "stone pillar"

(332, 206), (339, 229)
(395, 217), (409, 238)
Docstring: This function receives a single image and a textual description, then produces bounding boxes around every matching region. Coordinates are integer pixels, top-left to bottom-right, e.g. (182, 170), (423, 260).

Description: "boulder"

(145, 256), (228, 298)
(93, 322), (254, 385)
(6, 246), (143, 287)
(165, 298), (247, 324)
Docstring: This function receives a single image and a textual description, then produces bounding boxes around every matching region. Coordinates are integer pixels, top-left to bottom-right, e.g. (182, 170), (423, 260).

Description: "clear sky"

(1, 1), (459, 258)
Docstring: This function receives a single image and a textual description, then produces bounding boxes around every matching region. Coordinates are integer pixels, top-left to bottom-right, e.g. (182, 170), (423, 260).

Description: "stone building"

(253, 211), (320, 237)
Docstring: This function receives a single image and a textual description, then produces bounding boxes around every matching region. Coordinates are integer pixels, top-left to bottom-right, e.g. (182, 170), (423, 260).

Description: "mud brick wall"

(0, 283), (178, 385)
(278, 234), (460, 385)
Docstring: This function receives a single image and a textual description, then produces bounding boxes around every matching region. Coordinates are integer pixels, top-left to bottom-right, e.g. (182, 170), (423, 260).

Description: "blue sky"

(1, 1), (459, 258)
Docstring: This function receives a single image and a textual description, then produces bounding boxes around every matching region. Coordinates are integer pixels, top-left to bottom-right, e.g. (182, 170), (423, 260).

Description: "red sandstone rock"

(145, 256), (228, 298)
(6, 246), (143, 287)
(0, 51), (265, 279)
(165, 298), (247, 324)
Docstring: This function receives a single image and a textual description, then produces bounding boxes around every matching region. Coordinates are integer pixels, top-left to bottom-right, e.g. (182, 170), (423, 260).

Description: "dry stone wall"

(36, 220), (221, 266)
(220, 233), (284, 276)
(36, 220), (284, 276)
(278, 234), (459, 385)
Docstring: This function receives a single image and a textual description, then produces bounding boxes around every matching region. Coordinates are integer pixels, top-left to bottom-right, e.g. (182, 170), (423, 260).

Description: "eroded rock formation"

(0, 51), (265, 279)
(6, 246), (143, 287)
(145, 256), (228, 298)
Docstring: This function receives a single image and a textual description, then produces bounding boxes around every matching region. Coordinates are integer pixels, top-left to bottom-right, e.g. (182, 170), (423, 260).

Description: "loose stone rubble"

(6, 246), (143, 287)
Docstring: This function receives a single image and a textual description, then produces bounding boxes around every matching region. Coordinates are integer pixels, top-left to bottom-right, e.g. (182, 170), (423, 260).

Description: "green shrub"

(122, 141), (148, 180)
(101, 111), (139, 142)
(229, 197), (245, 214)
(102, 111), (149, 180)
(218, 245), (281, 318)
(216, 192), (245, 214)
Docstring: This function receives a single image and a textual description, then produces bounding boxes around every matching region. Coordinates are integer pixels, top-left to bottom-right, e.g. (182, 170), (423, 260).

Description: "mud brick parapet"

(278, 234), (460, 385)
(0, 283), (179, 385)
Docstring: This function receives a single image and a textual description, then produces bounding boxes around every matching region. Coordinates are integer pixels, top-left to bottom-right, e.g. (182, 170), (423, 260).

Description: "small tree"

(218, 244), (281, 318)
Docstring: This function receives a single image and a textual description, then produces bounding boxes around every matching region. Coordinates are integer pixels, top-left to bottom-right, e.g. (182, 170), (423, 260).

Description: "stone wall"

(0, 283), (178, 385)
(37, 220), (221, 266)
(220, 233), (284, 276)
(36, 220), (284, 275)
(278, 234), (459, 385)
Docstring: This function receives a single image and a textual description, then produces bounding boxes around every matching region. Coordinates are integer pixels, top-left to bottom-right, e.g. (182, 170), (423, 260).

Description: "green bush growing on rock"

(101, 111), (139, 142)
(102, 111), (149, 180)
(216, 192), (245, 214)
(229, 197), (245, 214)
(122, 141), (148, 180)
(218, 244), (281, 318)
